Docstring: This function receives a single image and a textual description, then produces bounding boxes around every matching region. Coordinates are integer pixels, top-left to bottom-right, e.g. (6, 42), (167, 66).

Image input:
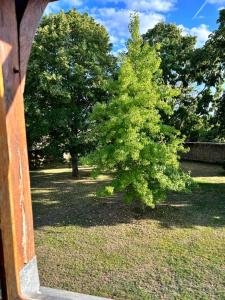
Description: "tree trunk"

(71, 153), (79, 178)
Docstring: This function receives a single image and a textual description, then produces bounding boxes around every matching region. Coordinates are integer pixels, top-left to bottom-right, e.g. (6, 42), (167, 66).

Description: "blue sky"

(45, 0), (224, 52)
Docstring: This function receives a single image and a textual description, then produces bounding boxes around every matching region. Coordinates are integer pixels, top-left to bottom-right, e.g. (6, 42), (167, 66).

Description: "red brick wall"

(182, 143), (225, 164)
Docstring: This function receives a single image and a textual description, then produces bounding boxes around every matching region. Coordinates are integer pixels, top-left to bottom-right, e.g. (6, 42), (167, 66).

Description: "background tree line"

(25, 9), (225, 176)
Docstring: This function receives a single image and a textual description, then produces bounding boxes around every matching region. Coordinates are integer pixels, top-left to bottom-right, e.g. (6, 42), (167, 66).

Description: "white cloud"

(127, 0), (176, 12)
(44, 1), (170, 53)
(45, 0), (83, 15)
(45, 0), (192, 54)
(44, 0), (215, 52)
(90, 7), (164, 53)
(139, 11), (165, 33)
(179, 24), (211, 47)
(46, 0), (177, 14)
(92, 8), (164, 34)
(96, 0), (176, 12)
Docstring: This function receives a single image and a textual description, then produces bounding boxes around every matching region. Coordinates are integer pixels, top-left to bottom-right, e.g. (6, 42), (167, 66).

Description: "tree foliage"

(143, 23), (196, 87)
(216, 93), (225, 138)
(84, 15), (192, 208)
(143, 23), (216, 141)
(25, 10), (116, 174)
(195, 9), (224, 88)
(193, 9), (225, 141)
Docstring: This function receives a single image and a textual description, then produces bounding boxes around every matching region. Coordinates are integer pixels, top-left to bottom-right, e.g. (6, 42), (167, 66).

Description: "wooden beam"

(0, 0), (50, 298)
(0, 65), (10, 300)
(0, 2), (22, 297)
(20, 0), (49, 92)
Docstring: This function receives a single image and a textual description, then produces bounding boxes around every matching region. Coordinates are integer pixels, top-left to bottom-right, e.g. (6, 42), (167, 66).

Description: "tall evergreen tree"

(84, 15), (192, 208)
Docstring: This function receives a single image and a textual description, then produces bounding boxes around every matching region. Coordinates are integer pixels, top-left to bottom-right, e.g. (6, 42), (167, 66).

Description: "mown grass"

(31, 162), (225, 300)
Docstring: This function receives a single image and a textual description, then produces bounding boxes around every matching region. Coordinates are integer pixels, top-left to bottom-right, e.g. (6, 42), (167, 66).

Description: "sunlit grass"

(32, 162), (225, 300)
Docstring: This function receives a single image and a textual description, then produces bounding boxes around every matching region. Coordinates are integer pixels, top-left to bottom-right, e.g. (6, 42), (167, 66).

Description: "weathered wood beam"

(20, 0), (49, 92)
(0, 0), (50, 298)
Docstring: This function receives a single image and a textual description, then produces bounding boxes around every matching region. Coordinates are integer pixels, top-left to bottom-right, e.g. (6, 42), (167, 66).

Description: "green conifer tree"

(84, 14), (192, 208)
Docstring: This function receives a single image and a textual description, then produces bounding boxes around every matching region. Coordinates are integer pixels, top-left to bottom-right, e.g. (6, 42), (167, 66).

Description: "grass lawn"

(31, 162), (225, 300)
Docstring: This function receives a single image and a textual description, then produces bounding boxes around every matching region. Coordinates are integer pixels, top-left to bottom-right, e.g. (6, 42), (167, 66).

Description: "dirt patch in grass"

(31, 162), (225, 299)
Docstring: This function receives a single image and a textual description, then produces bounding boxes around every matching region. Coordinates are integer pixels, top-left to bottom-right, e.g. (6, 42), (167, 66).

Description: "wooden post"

(0, 1), (53, 298)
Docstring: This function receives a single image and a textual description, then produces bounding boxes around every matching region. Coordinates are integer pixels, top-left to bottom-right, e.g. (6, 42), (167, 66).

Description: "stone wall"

(182, 142), (225, 164)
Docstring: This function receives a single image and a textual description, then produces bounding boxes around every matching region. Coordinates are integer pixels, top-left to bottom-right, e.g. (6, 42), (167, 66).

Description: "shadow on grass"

(31, 165), (225, 230)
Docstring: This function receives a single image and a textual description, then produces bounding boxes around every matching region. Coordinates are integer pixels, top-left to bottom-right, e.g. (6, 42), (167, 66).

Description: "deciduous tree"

(84, 15), (192, 208)
(193, 9), (225, 141)
(143, 22), (222, 142)
(25, 10), (116, 176)
(143, 23), (203, 140)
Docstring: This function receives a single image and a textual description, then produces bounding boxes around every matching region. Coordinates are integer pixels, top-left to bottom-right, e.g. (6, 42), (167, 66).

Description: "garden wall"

(182, 142), (225, 164)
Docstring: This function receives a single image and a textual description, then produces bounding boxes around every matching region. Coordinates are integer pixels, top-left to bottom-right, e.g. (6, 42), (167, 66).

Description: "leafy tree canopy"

(192, 9), (225, 141)
(194, 9), (225, 88)
(143, 22), (211, 141)
(143, 23), (196, 87)
(25, 9), (116, 174)
(83, 14), (192, 208)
